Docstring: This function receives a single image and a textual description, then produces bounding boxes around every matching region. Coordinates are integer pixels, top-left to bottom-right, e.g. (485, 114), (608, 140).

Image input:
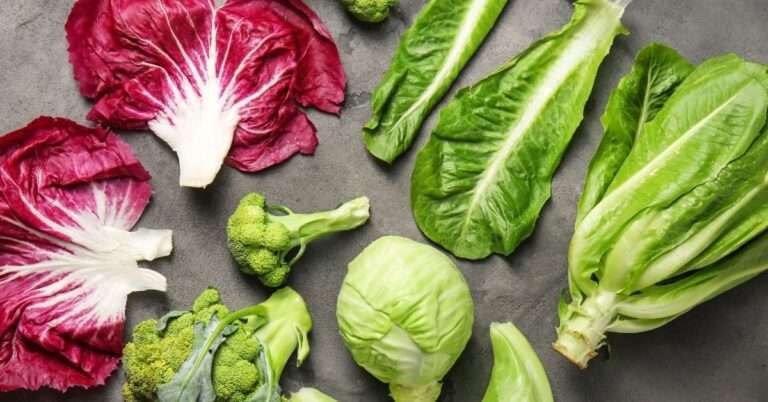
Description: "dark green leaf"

(363, 0), (509, 163)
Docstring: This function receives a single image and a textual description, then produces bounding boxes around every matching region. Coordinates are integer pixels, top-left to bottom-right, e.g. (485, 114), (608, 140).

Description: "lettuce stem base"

(554, 290), (618, 368)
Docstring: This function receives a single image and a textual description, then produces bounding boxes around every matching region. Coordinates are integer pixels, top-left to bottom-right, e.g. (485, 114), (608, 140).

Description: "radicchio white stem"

(107, 227), (174, 262)
(150, 76), (240, 188)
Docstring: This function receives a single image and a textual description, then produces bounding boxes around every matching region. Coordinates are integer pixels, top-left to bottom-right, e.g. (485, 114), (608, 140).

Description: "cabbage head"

(336, 236), (474, 402)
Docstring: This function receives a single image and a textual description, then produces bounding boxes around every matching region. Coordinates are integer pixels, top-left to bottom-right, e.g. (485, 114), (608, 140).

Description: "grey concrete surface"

(0, 0), (767, 401)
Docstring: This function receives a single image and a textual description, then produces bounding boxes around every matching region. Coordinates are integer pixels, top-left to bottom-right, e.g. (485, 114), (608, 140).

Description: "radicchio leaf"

(0, 117), (173, 392)
(66, 0), (346, 188)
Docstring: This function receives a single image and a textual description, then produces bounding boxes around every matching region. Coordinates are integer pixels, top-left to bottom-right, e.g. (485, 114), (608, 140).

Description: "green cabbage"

(336, 236), (474, 402)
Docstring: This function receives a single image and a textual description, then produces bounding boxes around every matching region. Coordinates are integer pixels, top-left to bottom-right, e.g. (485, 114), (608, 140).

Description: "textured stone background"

(1, 0), (767, 401)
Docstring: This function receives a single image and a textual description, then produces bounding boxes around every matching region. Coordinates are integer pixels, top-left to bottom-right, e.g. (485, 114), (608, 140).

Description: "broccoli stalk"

(340, 0), (398, 23)
(227, 193), (371, 287)
(123, 287), (312, 402)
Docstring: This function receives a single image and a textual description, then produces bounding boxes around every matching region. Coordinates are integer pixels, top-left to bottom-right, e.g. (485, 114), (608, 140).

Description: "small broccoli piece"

(340, 0), (398, 23)
(122, 317), (194, 401)
(213, 327), (262, 401)
(123, 287), (313, 402)
(227, 193), (370, 287)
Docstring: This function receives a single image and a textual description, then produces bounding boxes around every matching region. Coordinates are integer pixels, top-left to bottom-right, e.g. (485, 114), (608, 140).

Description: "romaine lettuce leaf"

(363, 0), (509, 164)
(576, 43), (695, 225)
(412, 0), (629, 259)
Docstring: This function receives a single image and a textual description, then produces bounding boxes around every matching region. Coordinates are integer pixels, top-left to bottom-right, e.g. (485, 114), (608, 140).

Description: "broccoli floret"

(213, 326), (263, 401)
(123, 288), (313, 402)
(123, 289), (252, 402)
(340, 0), (398, 23)
(122, 318), (194, 402)
(227, 193), (370, 287)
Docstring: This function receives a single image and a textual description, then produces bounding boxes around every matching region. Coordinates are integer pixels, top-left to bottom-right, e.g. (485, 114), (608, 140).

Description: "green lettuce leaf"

(570, 43), (694, 296)
(412, 0), (629, 260)
(363, 0), (509, 164)
(616, 230), (768, 320)
(576, 43), (694, 224)
(571, 55), (768, 294)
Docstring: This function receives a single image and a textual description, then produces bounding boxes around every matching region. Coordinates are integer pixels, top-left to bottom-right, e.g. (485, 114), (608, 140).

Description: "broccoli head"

(340, 0), (398, 23)
(227, 193), (370, 287)
(123, 287), (312, 402)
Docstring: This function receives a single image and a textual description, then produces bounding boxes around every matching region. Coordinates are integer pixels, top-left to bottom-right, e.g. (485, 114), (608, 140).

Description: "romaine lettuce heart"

(66, 0), (345, 188)
(555, 46), (768, 369)
(0, 117), (173, 392)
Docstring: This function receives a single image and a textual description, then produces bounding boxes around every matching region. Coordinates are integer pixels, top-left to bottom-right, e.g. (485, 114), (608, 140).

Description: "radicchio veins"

(66, 0), (346, 188)
(0, 117), (172, 391)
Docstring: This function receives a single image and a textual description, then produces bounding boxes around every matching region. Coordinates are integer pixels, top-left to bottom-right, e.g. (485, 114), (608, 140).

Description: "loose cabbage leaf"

(363, 0), (509, 163)
(556, 48), (768, 368)
(481, 323), (553, 402)
(66, 0), (345, 188)
(0, 117), (172, 391)
(412, 0), (629, 259)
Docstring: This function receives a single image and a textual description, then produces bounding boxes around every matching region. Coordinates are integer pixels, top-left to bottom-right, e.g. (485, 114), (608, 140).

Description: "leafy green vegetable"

(340, 0), (398, 23)
(363, 0), (509, 163)
(284, 388), (337, 402)
(555, 45), (768, 368)
(227, 193), (370, 287)
(576, 43), (695, 224)
(481, 323), (553, 402)
(411, 0), (630, 260)
(336, 236), (474, 402)
(123, 288), (312, 402)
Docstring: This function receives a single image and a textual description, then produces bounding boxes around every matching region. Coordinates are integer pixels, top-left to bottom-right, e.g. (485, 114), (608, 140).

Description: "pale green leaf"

(616, 231), (768, 320)
(481, 323), (553, 402)
(157, 316), (236, 402)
